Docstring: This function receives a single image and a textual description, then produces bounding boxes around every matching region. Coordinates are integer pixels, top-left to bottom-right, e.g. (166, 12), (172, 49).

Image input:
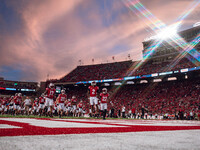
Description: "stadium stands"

(0, 79), (37, 89)
(0, 78), (37, 96)
(127, 58), (197, 76)
(57, 58), (197, 83)
(59, 61), (132, 82)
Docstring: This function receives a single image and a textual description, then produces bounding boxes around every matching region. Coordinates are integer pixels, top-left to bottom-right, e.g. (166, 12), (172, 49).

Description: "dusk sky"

(0, 0), (199, 82)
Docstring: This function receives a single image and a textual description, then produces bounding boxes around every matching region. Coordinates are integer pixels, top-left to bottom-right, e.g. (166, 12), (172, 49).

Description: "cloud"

(0, 0), (82, 81)
(0, 0), (199, 82)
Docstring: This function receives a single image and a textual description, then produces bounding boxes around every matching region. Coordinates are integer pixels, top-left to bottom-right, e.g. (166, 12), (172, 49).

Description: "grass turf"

(0, 114), (132, 120)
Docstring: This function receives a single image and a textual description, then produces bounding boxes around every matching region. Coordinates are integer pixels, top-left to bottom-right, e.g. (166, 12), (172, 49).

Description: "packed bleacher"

(108, 79), (200, 119)
(128, 58), (198, 76)
(59, 61), (132, 82)
(58, 58), (198, 82)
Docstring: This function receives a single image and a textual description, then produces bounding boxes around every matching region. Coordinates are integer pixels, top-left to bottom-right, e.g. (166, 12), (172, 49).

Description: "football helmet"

(91, 81), (96, 86)
(61, 90), (65, 94)
(49, 83), (54, 88)
(102, 88), (107, 94)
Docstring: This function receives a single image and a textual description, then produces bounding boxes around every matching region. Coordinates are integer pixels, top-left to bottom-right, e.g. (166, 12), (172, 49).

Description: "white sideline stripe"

(0, 124), (21, 129)
(63, 119), (200, 126)
(0, 118), (126, 128)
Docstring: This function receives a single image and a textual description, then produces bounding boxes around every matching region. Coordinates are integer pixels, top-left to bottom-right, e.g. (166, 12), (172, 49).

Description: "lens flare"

(109, 0), (200, 98)
(123, 0), (200, 67)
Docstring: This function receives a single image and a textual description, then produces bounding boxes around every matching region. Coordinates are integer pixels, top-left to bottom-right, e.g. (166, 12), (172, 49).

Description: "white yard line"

(0, 124), (21, 129)
(0, 118), (126, 128)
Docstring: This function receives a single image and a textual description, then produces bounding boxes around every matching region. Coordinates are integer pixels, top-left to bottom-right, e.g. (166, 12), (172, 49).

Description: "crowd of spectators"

(59, 61), (132, 82)
(58, 58), (198, 82)
(128, 58), (197, 76)
(0, 81), (37, 89)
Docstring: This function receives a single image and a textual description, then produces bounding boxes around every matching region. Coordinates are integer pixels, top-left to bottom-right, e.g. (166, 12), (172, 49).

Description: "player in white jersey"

(24, 97), (32, 116)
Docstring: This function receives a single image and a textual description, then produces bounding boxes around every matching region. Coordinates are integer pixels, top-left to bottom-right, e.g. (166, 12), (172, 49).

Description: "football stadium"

(0, 0), (200, 150)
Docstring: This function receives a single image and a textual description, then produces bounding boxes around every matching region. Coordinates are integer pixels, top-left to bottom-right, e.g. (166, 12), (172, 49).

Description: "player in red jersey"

(44, 83), (56, 117)
(8, 96), (14, 115)
(63, 99), (68, 116)
(1, 97), (7, 115)
(71, 96), (77, 117)
(100, 88), (109, 120)
(13, 93), (22, 115)
(66, 99), (72, 116)
(77, 100), (84, 117)
(56, 90), (67, 118)
(38, 94), (45, 116)
(88, 81), (99, 116)
(32, 98), (38, 115)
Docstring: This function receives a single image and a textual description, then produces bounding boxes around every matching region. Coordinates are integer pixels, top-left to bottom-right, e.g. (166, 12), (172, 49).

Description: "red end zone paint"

(0, 118), (200, 137)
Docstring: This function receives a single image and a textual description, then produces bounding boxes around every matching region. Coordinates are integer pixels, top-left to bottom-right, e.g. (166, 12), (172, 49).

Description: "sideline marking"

(0, 118), (200, 137)
(0, 124), (21, 129)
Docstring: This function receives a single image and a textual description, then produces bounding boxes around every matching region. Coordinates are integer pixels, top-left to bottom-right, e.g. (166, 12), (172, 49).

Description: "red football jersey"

(39, 97), (45, 104)
(58, 94), (67, 103)
(67, 101), (71, 107)
(132, 108), (136, 114)
(71, 98), (77, 105)
(78, 102), (83, 108)
(33, 100), (38, 106)
(14, 96), (22, 105)
(46, 88), (56, 99)
(88, 86), (99, 97)
(2, 99), (7, 105)
(100, 93), (109, 104)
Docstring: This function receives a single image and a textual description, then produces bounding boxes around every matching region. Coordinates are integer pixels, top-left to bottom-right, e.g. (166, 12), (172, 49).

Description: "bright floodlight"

(193, 22), (200, 27)
(155, 22), (181, 40)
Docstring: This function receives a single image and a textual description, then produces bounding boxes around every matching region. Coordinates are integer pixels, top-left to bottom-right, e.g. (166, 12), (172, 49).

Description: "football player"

(44, 83), (56, 117)
(88, 81), (99, 116)
(71, 96), (77, 117)
(77, 100), (84, 117)
(32, 98), (38, 115)
(13, 93), (22, 115)
(24, 96), (32, 116)
(38, 94), (45, 116)
(1, 97), (7, 115)
(56, 90), (67, 118)
(66, 99), (72, 116)
(99, 88), (109, 120)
